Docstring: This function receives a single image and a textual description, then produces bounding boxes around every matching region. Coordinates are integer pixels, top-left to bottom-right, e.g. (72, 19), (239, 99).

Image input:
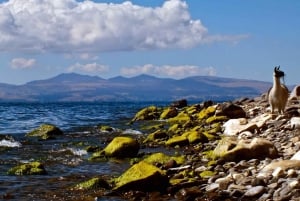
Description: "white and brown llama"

(268, 66), (289, 115)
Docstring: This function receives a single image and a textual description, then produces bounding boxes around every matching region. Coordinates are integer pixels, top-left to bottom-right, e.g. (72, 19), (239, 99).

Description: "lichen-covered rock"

(165, 135), (189, 147)
(144, 130), (168, 143)
(131, 106), (160, 122)
(98, 125), (114, 132)
(7, 161), (47, 175)
(103, 136), (140, 158)
(206, 115), (228, 124)
(73, 177), (110, 191)
(182, 130), (208, 144)
(26, 124), (63, 140)
(113, 161), (169, 192)
(160, 107), (178, 119)
(143, 152), (185, 166)
(212, 137), (278, 162)
(168, 111), (191, 124)
(198, 106), (216, 120)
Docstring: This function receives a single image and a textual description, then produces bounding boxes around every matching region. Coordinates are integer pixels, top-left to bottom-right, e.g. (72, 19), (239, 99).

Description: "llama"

(268, 66), (289, 114)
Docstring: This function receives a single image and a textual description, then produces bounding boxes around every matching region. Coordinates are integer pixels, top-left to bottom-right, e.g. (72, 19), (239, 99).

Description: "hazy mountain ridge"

(0, 73), (272, 102)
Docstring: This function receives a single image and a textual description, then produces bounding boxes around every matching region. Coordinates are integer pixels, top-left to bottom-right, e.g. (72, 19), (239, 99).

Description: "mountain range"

(0, 73), (273, 102)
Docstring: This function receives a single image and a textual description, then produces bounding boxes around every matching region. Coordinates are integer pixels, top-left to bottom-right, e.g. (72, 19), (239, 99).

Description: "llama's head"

(274, 66), (285, 78)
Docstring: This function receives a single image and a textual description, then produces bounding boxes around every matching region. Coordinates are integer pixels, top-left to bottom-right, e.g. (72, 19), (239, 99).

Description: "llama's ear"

(278, 65), (280, 70)
(274, 66), (278, 72)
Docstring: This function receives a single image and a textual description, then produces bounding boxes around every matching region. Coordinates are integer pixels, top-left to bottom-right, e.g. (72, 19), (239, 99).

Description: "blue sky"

(0, 0), (299, 85)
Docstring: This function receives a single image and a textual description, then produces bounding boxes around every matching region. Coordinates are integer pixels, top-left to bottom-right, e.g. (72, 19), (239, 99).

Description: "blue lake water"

(0, 101), (172, 200)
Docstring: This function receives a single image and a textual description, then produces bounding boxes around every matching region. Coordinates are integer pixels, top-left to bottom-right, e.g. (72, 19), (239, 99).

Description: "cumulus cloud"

(10, 58), (36, 69)
(0, 0), (247, 53)
(121, 64), (217, 78)
(68, 62), (109, 73)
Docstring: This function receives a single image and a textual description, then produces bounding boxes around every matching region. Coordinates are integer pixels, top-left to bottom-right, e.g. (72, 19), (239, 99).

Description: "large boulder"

(216, 102), (246, 119)
(26, 124), (63, 140)
(103, 136), (140, 158)
(113, 161), (169, 192)
(212, 137), (278, 162)
(7, 161), (47, 175)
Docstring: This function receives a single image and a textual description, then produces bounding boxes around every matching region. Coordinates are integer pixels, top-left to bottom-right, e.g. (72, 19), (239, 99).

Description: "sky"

(0, 0), (299, 85)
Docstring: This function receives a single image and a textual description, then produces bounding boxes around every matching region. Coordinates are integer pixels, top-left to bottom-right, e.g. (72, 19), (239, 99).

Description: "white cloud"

(68, 62), (109, 73)
(0, 0), (247, 53)
(10, 58), (36, 69)
(121, 64), (217, 78)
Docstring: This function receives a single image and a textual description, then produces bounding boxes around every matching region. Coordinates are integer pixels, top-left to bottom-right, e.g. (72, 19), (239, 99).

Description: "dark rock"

(218, 102), (246, 118)
(171, 99), (188, 108)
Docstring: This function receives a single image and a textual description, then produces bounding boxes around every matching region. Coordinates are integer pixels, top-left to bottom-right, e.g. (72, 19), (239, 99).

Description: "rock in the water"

(131, 106), (160, 122)
(113, 161), (169, 192)
(73, 177), (110, 190)
(26, 124), (63, 140)
(7, 161), (47, 175)
(103, 136), (140, 158)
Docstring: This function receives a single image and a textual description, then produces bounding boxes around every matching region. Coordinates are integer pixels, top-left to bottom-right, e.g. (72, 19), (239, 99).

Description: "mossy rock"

(144, 130), (168, 143)
(168, 111), (191, 124)
(200, 170), (215, 178)
(198, 106), (216, 120)
(73, 177), (110, 191)
(182, 130), (208, 144)
(186, 105), (200, 115)
(103, 136), (140, 158)
(165, 135), (189, 147)
(98, 125), (114, 132)
(26, 124), (63, 140)
(131, 106), (160, 122)
(202, 131), (219, 141)
(160, 107), (178, 119)
(206, 115), (228, 124)
(168, 124), (182, 135)
(113, 161), (169, 192)
(143, 152), (185, 166)
(7, 161), (47, 175)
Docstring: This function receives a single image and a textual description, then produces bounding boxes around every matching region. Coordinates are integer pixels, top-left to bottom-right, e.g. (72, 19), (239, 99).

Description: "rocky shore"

(5, 93), (300, 201)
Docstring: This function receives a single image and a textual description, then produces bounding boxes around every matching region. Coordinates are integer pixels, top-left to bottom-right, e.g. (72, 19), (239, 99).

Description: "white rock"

(272, 167), (285, 178)
(291, 150), (300, 160)
(223, 118), (248, 136)
(291, 117), (300, 129)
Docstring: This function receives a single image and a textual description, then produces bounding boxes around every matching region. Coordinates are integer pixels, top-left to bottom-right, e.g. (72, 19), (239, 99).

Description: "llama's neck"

(273, 76), (281, 89)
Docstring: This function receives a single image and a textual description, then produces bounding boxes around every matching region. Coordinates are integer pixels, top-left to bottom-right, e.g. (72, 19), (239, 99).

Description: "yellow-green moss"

(113, 161), (168, 192)
(165, 135), (189, 147)
(206, 115), (228, 124)
(26, 124), (63, 140)
(198, 106), (216, 120)
(168, 124), (181, 135)
(74, 177), (109, 190)
(143, 130), (168, 143)
(98, 125), (114, 132)
(103, 136), (140, 158)
(182, 130), (207, 144)
(160, 107), (178, 119)
(131, 106), (160, 122)
(200, 170), (215, 178)
(168, 111), (191, 124)
(7, 161), (47, 175)
(143, 152), (185, 165)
